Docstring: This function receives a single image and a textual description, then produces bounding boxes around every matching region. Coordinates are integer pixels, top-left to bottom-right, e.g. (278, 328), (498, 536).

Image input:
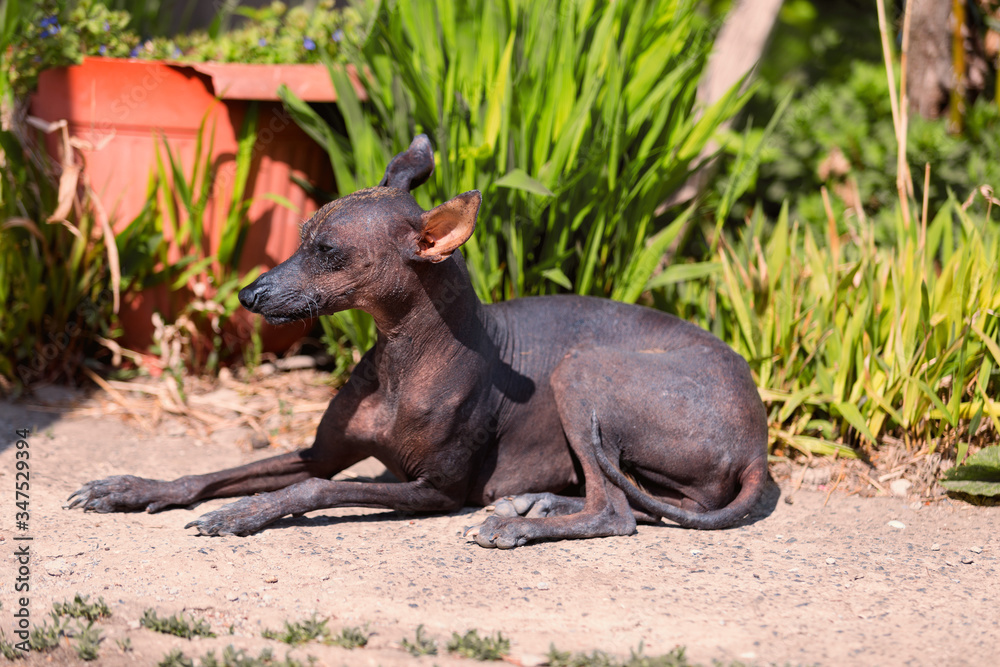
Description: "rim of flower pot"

(78, 55), (367, 102)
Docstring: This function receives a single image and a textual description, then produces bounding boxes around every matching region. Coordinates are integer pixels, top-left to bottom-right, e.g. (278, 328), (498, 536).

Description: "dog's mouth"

(258, 308), (316, 326)
(253, 293), (353, 325)
(261, 313), (306, 326)
(240, 277), (355, 324)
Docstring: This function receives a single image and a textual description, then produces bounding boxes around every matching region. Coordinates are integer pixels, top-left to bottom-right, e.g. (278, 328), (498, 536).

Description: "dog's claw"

(185, 511), (243, 537)
(464, 516), (529, 549)
(463, 523), (497, 548)
(185, 497), (278, 537)
(65, 475), (181, 513)
(184, 516), (235, 537)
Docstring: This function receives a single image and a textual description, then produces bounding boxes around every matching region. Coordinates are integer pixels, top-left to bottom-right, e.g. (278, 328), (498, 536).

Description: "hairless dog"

(68, 136), (770, 548)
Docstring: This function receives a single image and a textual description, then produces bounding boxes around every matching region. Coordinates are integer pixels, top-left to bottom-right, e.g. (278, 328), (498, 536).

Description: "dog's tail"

(590, 411), (768, 530)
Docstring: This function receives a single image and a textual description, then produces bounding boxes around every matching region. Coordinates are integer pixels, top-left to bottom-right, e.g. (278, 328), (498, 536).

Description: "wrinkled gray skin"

(68, 135), (770, 548)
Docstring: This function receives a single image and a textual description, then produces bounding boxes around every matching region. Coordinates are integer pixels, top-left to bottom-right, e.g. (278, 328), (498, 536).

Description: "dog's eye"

(314, 241), (349, 270)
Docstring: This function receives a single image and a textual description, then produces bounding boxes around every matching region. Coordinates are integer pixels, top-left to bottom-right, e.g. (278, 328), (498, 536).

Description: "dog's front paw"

(66, 475), (173, 513)
(184, 497), (279, 537)
(463, 516), (531, 549)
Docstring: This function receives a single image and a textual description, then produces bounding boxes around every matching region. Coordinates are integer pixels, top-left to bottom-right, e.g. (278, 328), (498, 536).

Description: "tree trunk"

(907, 0), (989, 121)
(662, 0), (784, 208)
(907, 0), (953, 119)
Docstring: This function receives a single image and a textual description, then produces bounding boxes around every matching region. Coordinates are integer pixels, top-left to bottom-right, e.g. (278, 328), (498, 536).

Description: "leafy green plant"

(199, 645), (313, 667)
(29, 614), (66, 652)
(0, 630), (24, 659)
(548, 643), (747, 667)
(52, 593), (111, 622)
(73, 621), (102, 661)
(19, 597), (113, 656)
(0, 95), (260, 389)
(327, 625), (369, 650)
(401, 624), (437, 657)
(0, 114), (121, 391)
(655, 193), (1000, 457)
(262, 614), (330, 646)
(281, 0), (747, 362)
(5, 0), (137, 96)
(446, 629), (509, 661)
(99, 0), (189, 40)
(140, 609), (216, 639)
(940, 445), (1000, 497)
(722, 57), (1000, 233)
(4, 0), (363, 97)
(134, 0), (363, 65)
(261, 615), (367, 649)
(159, 648), (195, 667)
(117, 104), (264, 374)
(676, 1), (1000, 468)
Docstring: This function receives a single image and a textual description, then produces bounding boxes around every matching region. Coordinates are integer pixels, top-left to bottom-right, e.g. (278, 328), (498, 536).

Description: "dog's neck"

(367, 252), (493, 379)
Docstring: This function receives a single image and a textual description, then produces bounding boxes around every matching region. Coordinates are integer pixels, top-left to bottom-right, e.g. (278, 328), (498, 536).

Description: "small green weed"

(141, 609), (216, 639)
(158, 648), (195, 667)
(548, 644), (756, 667)
(446, 630), (510, 661)
(262, 614), (330, 646)
(261, 614), (366, 649)
(0, 631), (24, 659)
(327, 625), (369, 650)
(53, 594), (111, 621)
(29, 614), (66, 652)
(401, 624), (437, 656)
(200, 645), (313, 666)
(73, 621), (103, 661)
(548, 646), (620, 667)
(161, 645), (314, 667)
(117, 636), (134, 652)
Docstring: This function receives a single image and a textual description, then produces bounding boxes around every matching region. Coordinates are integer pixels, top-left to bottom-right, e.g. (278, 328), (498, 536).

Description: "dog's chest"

(363, 379), (484, 478)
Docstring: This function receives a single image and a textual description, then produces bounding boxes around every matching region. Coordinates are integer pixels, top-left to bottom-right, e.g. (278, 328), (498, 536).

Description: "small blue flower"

(173, 47), (181, 57)
(39, 16), (56, 27)
(129, 46), (140, 57)
(99, 44), (107, 55)
(104, 20), (110, 32)
(258, 37), (267, 47)
(40, 28), (51, 38)
(332, 29), (344, 43)
(303, 36), (316, 51)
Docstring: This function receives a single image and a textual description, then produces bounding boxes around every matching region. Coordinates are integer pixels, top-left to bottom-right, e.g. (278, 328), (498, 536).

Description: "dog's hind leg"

(467, 414), (636, 547)
(467, 352), (639, 548)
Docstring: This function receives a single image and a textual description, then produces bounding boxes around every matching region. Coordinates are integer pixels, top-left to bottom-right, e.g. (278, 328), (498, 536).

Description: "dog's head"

(239, 135), (481, 324)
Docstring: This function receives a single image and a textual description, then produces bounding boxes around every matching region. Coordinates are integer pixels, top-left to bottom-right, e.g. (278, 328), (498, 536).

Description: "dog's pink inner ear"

(416, 190), (481, 262)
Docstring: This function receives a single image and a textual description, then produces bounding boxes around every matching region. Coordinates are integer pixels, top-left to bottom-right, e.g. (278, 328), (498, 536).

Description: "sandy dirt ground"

(1, 384), (998, 667)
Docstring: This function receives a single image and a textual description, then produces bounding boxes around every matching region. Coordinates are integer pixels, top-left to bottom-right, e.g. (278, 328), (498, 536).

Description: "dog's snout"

(239, 280), (266, 312)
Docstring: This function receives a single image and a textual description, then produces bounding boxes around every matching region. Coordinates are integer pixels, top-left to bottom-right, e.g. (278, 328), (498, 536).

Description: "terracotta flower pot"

(29, 56), (364, 356)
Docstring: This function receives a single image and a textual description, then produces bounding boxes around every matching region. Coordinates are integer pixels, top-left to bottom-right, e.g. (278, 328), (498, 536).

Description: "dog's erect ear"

(413, 190), (481, 263)
(379, 134), (435, 191)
